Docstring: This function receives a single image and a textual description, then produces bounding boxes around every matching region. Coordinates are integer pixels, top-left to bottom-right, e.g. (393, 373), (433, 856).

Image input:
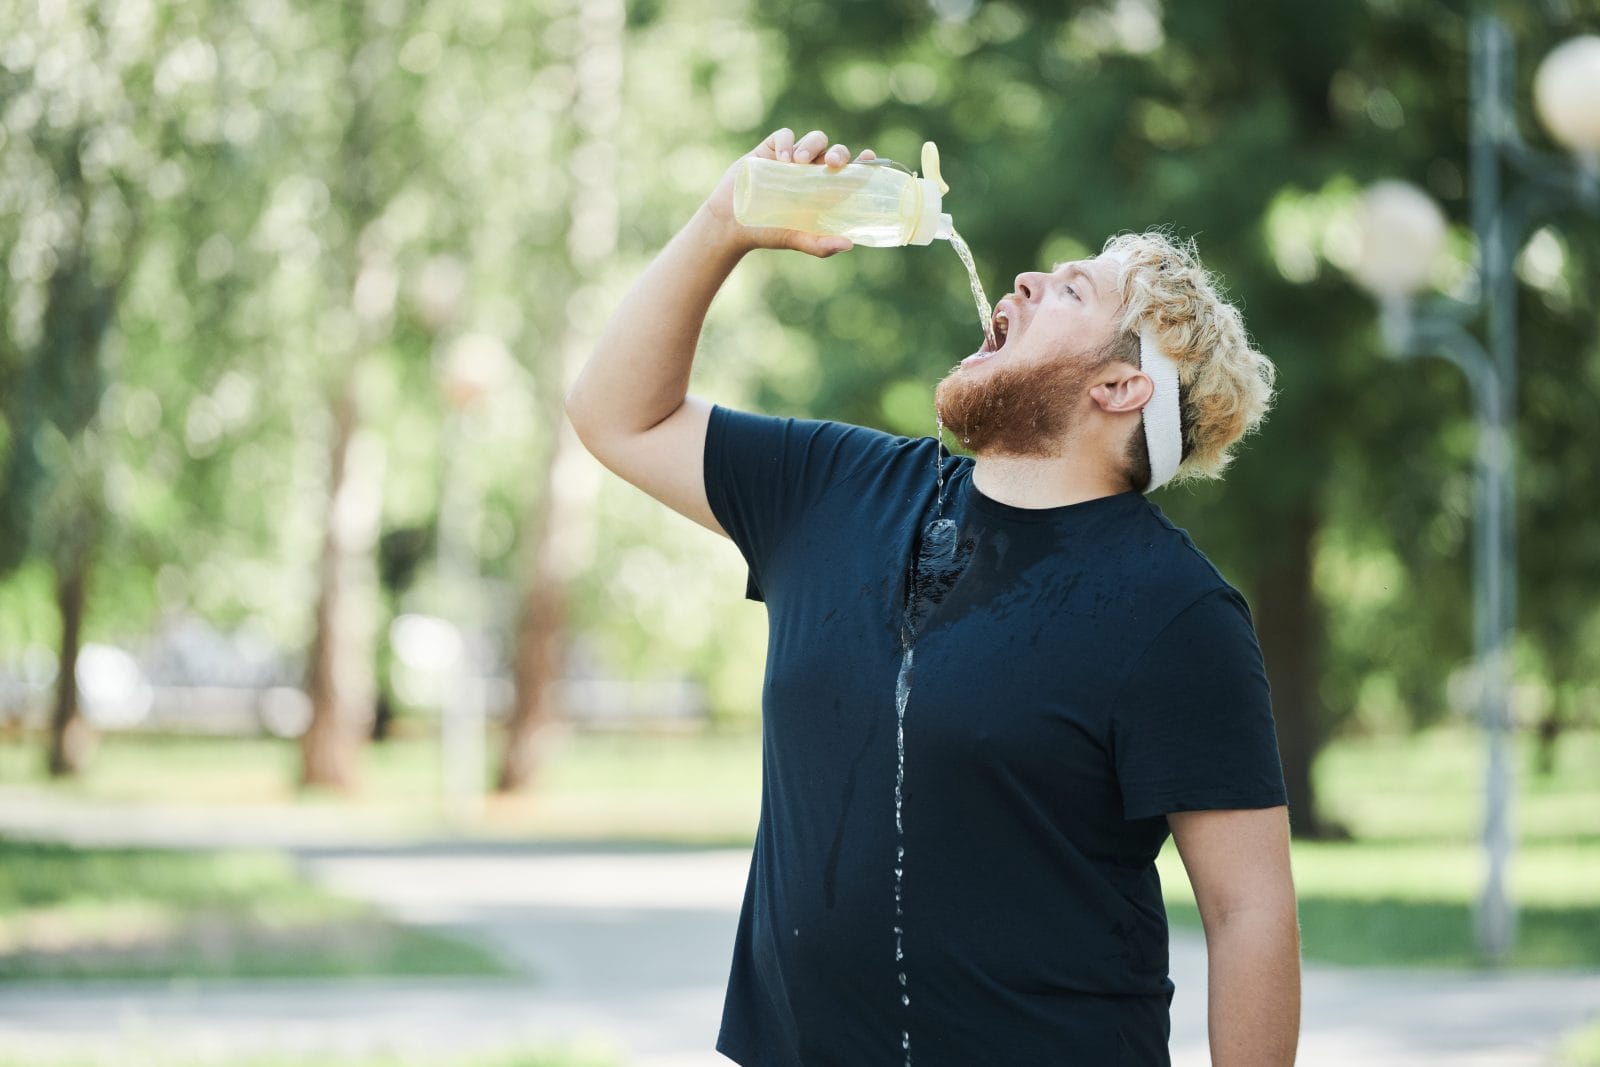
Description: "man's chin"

(935, 345), (1083, 455)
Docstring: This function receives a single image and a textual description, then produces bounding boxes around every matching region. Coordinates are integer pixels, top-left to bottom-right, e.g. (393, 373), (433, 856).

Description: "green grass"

(1563, 1019), (1600, 1066)
(0, 838), (511, 982)
(1156, 726), (1600, 968)
(0, 726), (763, 845)
(0, 1047), (617, 1067)
(3, 723), (1598, 970)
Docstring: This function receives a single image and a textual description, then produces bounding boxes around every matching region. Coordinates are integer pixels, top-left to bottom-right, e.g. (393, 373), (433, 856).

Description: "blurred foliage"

(0, 0), (1597, 763)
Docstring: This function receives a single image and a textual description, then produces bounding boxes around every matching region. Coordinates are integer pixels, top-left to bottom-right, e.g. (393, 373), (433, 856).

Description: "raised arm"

(563, 128), (873, 536)
(1168, 805), (1301, 1066)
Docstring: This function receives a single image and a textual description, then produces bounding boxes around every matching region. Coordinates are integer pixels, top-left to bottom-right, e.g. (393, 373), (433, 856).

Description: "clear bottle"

(733, 141), (954, 247)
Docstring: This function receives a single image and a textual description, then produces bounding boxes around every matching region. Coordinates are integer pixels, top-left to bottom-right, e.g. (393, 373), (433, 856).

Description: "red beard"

(934, 352), (1095, 458)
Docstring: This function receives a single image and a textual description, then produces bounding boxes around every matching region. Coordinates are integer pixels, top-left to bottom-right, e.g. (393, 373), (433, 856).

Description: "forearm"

(565, 204), (745, 441)
(1204, 906), (1301, 1065)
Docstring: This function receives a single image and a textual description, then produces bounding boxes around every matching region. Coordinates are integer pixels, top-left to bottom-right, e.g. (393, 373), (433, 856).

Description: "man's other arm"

(563, 128), (868, 536)
(1168, 805), (1300, 1066)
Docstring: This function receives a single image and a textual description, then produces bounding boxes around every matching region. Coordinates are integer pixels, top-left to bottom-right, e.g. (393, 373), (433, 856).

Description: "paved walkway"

(1, 793), (1597, 1065)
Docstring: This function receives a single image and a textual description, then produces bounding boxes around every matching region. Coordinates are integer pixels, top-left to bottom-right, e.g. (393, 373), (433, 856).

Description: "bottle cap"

(908, 141), (950, 245)
(921, 142), (950, 195)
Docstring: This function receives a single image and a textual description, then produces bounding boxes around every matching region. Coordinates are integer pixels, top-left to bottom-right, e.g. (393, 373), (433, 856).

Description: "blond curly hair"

(1095, 230), (1277, 491)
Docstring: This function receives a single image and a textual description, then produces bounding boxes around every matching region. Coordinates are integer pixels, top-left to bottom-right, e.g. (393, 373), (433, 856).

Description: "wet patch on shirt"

(901, 518), (976, 644)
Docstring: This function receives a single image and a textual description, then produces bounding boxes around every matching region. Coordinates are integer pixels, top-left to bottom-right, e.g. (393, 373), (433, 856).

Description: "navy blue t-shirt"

(702, 405), (1287, 1066)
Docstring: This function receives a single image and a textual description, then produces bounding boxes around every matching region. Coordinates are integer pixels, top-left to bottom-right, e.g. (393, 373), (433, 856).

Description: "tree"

(0, 0), (218, 775)
(734, 0), (1600, 835)
(496, 0), (623, 792)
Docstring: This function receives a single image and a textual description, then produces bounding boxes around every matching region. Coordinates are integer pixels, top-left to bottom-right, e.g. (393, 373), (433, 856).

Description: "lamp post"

(1348, 16), (1600, 965)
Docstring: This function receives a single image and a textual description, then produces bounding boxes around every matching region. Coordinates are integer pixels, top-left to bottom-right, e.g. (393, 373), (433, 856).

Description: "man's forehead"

(1048, 256), (1114, 277)
(1047, 256), (1119, 294)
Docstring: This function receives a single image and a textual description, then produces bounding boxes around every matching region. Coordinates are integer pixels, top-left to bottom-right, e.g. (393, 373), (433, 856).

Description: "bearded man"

(565, 127), (1301, 1067)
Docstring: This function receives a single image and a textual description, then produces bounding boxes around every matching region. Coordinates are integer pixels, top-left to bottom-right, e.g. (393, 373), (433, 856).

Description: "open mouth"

(962, 305), (1012, 365)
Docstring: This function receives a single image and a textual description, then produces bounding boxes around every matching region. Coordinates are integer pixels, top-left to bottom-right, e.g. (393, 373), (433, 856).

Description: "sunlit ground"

(0, 1048), (618, 1067)
(0, 838), (510, 982)
(2, 724), (1597, 969)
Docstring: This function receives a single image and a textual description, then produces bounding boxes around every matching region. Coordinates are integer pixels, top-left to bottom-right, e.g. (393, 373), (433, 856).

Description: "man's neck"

(969, 450), (1130, 511)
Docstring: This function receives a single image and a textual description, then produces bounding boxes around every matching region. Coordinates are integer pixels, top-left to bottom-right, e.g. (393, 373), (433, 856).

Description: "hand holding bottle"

(702, 128), (877, 259)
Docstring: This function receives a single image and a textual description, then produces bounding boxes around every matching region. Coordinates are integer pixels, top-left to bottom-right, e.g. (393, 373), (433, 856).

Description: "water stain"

(890, 513), (976, 1066)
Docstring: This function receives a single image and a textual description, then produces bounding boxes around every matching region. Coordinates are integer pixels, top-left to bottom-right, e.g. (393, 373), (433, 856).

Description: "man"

(566, 126), (1300, 1066)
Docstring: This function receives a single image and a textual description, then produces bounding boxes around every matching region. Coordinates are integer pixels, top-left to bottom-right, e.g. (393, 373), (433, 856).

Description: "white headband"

(1139, 325), (1183, 494)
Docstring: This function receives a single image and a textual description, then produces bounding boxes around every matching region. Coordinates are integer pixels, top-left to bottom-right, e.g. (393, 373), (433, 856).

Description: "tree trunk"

(300, 381), (385, 791)
(1252, 505), (1345, 839)
(497, 0), (620, 793)
(46, 552), (95, 778)
(500, 486), (569, 791)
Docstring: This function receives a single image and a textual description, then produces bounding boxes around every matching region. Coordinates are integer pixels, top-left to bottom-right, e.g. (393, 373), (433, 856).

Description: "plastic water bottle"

(733, 141), (955, 247)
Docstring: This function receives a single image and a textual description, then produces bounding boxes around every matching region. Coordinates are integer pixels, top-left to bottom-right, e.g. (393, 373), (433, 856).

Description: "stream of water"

(889, 228), (992, 1066)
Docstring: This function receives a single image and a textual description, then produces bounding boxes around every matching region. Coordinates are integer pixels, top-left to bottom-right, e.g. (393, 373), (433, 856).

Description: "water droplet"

(901, 993), (911, 1007)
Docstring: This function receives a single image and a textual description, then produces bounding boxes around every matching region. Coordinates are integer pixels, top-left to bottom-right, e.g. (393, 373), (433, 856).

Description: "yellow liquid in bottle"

(733, 158), (924, 247)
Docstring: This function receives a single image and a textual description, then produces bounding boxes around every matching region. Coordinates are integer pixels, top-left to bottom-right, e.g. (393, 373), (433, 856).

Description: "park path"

(0, 791), (1597, 1065)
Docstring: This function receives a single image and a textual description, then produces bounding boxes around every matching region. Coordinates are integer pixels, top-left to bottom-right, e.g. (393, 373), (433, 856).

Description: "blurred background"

(1, 0), (1598, 1064)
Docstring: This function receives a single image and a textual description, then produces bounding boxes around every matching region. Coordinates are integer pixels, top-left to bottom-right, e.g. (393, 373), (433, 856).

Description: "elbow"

(1203, 898), (1301, 955)
(562, 381), (582, 424)
(563, 380), (618, 466)
(563, 382), (594, 446)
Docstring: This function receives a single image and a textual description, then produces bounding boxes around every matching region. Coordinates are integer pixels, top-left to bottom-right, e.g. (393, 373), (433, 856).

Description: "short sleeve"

(702, 404), (901, 602)
(1110, 586), (1288, 821)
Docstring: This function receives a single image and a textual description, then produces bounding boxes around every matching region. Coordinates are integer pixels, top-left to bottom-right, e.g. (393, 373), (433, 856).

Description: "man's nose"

(1014, 271), (1046, 301)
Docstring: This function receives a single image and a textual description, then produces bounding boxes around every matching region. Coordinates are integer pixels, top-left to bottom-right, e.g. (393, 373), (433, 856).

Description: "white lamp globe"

(1534, 36), (1600, 154)
(1351, 181), (1449, 298)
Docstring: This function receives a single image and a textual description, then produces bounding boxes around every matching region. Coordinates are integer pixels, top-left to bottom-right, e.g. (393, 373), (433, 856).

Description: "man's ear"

(1089, 364), (1154, 414)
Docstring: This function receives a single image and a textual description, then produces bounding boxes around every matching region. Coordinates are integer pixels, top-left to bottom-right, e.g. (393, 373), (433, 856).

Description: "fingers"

(756, 128), (877, 168)
(758, 127), (795, 161)
(790, 129), (827, 163)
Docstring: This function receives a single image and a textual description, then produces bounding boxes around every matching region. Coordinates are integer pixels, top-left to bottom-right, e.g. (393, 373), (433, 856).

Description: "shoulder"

(704, 405), (942, 543)
(1129, 499), (1239, 593)
(1115, 500), (1259, 651)
(709, 405), (928, 477)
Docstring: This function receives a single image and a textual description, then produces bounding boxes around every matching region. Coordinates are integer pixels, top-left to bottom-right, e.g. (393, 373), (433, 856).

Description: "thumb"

(791, 233), (854, 258)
